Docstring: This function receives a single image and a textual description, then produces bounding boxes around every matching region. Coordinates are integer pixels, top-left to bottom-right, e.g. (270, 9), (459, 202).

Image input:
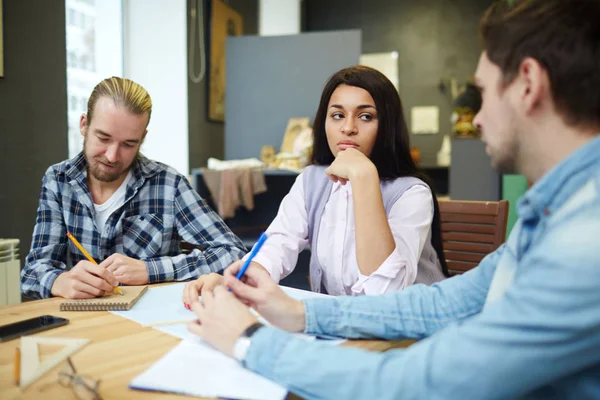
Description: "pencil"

(235, 233), (269, 280)
(14, 347), (20, 386)
(142, 318), (197, 328)
(66, 232), (123, 295)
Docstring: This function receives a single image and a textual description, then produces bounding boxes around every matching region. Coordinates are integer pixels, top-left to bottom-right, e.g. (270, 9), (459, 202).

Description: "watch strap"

(241, 321), (264, 338)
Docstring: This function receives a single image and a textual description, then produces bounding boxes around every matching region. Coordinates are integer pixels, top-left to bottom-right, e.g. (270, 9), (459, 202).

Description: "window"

(68, 9), (76, 26)
(80, 54), (88, 70)
(65, 0), (123, 158)
(70, 95), (78, 111)
(68, 51), (78, 68)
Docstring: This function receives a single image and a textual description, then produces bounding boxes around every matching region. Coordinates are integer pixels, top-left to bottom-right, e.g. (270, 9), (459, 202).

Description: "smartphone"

(0, 315), (69, 342)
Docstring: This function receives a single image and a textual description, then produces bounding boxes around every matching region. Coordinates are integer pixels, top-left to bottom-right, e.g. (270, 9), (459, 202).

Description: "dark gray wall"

(304, 0), (492, 166)
(187, 0), (258, 170)
(224, 30), (361, 160)
(0, 0), (68, 267)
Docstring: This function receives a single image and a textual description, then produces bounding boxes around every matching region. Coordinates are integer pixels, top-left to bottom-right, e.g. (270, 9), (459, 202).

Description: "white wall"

(259, 0), (300, 36)
(123, 0), (189, 175)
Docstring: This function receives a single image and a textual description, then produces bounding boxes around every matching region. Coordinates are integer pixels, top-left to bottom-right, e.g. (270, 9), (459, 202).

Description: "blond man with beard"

(22, 77), (245, 299)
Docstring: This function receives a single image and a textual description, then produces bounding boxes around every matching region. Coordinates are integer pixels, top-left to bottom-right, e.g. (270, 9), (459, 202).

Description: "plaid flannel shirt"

(22, 152), (247, 299)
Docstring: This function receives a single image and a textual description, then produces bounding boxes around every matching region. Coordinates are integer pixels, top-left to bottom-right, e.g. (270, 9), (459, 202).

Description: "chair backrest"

(439, 200), (509, 275)
(181, 241), (205, 254)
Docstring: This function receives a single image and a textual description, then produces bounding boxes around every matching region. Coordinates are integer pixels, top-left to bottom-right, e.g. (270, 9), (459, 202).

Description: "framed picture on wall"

(0, 0), (4, 78)
(208, 0), (243, 122)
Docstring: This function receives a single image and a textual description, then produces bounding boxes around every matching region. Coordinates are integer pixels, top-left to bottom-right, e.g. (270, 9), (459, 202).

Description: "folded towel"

(201, 168), (267, 219)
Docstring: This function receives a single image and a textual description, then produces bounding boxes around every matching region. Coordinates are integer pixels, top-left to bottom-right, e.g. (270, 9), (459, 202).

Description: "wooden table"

(0, 290), (415, 399)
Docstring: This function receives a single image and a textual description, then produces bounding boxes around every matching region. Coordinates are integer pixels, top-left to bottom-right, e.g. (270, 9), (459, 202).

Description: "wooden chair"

(439, 200), (509, 275)
(180, 225), (268, 255)
(181, 241), (205, 254)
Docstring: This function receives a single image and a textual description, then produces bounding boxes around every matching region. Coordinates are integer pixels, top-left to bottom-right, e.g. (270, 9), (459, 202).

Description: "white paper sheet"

(111, 282), (330, 330)
(129, 339), (287, 400)
(111, 282), (195, 326)
(111, 283), (342, 341)
(115, 283), (343, 399)
(411, 105), (439, 134)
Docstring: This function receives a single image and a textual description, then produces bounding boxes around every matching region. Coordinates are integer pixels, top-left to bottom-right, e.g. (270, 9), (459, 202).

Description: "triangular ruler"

(20, 336), (90, 389)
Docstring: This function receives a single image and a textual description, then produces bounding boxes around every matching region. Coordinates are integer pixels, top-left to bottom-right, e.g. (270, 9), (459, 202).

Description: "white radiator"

(0, 238), (22, 305)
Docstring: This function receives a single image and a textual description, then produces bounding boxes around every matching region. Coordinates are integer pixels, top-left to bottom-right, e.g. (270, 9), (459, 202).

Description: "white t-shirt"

(93, 171), (133, 233)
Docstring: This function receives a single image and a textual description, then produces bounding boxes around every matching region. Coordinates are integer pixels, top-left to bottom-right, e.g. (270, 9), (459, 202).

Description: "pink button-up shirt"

(249, 173), (434, 295)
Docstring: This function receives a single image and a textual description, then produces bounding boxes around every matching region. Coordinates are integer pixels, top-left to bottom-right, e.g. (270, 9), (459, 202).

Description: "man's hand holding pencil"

(50, 259), (119, 299)
(49, 232), (122, 299)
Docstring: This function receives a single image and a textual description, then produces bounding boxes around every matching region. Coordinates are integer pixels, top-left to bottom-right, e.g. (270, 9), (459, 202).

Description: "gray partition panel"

(450, 138), (501, 201)
(225, 30), (361, 160)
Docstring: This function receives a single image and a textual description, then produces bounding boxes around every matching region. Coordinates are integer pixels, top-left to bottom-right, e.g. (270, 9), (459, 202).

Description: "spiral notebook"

(60, 286), (148, 311)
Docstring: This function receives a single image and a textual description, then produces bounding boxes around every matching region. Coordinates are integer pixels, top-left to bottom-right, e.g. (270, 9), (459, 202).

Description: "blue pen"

(235, 232), (269, 281)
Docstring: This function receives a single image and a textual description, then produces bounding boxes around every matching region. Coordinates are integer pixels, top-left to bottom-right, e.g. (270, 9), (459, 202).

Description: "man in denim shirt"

(22, 77), (246, 299)
(185, 1), (600, 399)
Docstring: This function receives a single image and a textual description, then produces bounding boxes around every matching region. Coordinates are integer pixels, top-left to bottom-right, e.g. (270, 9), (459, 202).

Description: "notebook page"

(130, 340), (287, 400)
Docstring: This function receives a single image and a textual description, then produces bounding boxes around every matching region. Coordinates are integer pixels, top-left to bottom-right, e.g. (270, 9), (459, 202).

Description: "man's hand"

(182, 273), (224, 309)
(99, 254), (149, 285)
(188, 285), (258, 357)
(223, 261), (306, 333)
(51, 260), (118, 299)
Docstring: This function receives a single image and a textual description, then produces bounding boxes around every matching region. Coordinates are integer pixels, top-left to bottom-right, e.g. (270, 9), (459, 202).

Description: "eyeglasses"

(57, 357), (102, 400)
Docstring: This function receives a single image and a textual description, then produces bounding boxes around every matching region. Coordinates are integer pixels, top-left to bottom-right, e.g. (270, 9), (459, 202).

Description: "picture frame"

(208, 0), (243, 122)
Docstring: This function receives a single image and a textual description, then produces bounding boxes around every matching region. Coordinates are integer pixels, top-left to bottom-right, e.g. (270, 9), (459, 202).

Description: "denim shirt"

(244, 135), (600, 400)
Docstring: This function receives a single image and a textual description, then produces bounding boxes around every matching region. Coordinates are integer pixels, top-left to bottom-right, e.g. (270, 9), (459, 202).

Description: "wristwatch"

(232, 322), (264, 364)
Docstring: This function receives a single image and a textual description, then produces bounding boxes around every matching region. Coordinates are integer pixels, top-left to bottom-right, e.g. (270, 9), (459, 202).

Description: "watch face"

(233, 336), (252, 363)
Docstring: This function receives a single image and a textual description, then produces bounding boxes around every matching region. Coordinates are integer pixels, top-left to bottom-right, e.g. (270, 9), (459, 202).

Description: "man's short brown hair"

(480, 0), (600, 128)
